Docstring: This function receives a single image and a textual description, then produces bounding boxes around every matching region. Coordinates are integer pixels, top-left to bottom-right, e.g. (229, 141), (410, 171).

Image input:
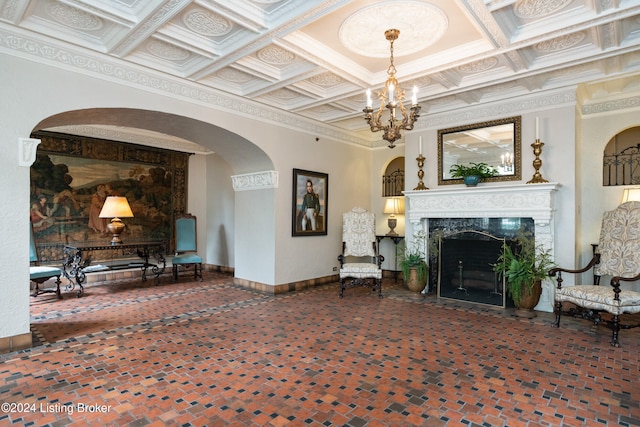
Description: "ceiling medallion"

(363, 29), (420, 148)
(513, 0), (572, 19)
(257, 46), (295, 65)
(47, 3), (103, 31)
(183, 9), (232, 37)
(340, 1), (448, 58)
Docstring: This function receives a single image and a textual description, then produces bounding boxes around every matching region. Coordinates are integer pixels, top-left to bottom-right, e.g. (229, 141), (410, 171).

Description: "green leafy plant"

(449, 162), (497, 179)
(398, 232), (429, 283)
(399, 251), (429, 283)
(492, 232), (555, 306)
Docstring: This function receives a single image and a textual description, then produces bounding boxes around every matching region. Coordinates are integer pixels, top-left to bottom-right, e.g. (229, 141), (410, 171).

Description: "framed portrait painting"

(292, 169), (328, 236)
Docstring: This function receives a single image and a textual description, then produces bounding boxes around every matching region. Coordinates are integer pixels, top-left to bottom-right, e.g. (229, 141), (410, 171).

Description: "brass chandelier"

(363, 29), (421, 148)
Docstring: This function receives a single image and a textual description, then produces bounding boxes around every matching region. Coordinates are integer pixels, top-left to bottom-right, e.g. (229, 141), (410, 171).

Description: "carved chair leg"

(611, 314), (620, 347)
(377, 279), (383, 299)
(552, 300), (562, 328)
(31, 281), (40, 297)
(339, 279), (345, 298)
(55, 276), (62, 299)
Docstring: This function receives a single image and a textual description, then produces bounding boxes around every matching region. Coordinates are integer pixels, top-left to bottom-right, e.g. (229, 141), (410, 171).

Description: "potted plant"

(399, 233), (429, 292)
(493, 232), (555, 317)
(449, 162), (497, 186)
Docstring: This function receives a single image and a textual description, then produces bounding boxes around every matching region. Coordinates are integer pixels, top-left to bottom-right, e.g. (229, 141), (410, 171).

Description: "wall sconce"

(99, 196), (134, 244)
(621, 188), (640, 203)
(383, 197), (405, 236)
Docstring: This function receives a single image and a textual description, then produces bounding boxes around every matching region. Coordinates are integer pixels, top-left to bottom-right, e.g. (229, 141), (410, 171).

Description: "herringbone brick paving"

(1, 274), (639, 426)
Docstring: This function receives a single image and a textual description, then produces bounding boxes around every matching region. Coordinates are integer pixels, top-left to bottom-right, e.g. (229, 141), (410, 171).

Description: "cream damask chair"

(338, 207), (384, 298)
(550, 201), (640, 347)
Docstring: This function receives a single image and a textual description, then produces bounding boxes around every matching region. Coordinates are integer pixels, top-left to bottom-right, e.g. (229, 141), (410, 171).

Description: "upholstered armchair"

(338, 207), (384, 298)
(171, 214), (203, 282)
(30, 223), (62, 299)
(550, 201), (640, 347)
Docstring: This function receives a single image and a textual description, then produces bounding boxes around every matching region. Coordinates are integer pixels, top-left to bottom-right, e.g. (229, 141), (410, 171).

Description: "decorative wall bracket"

(18, 137), (40, 166)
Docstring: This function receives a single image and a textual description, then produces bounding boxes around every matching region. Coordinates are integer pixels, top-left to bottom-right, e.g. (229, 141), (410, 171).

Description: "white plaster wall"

(273, 134), (373, 283)
(578, 105), (640, 283)
(0, 109), (32, 340)
(236, 188), (276, 284)
(205, 154), (235, 268)
(187, 155), (208, 263)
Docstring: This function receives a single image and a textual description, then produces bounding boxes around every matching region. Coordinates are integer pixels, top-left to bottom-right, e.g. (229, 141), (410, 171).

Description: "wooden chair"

(338, 207), (384, 298)
(30, 223), (62, 299)
(550, 201), (640, 347)
(171, 214), (203, 282)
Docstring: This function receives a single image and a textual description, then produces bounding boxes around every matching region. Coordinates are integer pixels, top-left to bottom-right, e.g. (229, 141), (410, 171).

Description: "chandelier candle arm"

(363, 29), (421, 148)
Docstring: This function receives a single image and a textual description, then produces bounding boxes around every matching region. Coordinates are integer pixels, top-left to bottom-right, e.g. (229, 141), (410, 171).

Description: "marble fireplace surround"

(404, 183), (560, 312)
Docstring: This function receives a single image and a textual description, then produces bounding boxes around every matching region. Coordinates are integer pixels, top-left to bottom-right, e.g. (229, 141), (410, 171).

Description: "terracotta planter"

(514, 279), (542, 318)
(406, 268), (426, 292)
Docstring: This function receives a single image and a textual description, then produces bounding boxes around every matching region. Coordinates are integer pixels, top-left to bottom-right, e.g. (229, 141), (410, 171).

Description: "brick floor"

(2, 274), (639, 426)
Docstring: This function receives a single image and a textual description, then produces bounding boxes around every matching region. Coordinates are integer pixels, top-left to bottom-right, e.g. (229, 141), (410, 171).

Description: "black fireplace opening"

(427, 217), (534, 296)
(438, 231), (517, 308)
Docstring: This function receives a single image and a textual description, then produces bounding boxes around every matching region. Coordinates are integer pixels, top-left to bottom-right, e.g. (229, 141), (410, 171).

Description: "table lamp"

(621, 188), (640, 203)
(383, 197), (404, 236)
(99, 196), (134, 244)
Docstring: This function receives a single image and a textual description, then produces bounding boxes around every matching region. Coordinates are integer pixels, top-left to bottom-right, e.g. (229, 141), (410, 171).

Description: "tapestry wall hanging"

(30, 131), (189, 262)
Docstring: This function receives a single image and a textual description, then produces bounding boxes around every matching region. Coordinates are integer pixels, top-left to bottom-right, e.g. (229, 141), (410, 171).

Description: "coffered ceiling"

(2, 0), (640, 149)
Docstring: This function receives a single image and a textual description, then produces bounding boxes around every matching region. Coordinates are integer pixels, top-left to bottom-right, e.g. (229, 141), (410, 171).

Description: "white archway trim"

(232, 170), (278, 191)
(18, 138), (40, 167)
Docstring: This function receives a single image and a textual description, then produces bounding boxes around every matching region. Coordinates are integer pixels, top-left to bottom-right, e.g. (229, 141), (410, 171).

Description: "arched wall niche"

(603, 126), (640, 186)
(382, 156), (405, 197)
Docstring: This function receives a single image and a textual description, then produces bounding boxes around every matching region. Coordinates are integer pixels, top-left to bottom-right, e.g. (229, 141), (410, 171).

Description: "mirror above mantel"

(438, 116), (522, 185)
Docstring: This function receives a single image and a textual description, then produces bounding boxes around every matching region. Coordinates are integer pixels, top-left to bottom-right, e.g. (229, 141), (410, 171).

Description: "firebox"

(437, 230), (515, 308)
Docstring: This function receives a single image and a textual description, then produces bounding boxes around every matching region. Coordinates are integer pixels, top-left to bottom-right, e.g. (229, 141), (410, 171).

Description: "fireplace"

(438, 230), (520, 308)
(404, 183), (559, 312)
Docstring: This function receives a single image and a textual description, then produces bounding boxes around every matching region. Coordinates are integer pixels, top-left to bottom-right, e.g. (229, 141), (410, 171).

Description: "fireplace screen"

(438, 231), (514, 308)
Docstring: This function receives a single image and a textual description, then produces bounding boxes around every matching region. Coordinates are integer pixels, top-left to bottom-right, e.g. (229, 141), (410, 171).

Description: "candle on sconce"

(411, 86), (418, 105)
(535, 117), (539, 140)
(366, 89), (372, 108)
(419, 136), (423, 155)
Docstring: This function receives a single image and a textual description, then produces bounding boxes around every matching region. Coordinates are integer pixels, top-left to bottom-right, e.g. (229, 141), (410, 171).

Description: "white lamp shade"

(621, 188), (640, 203)
(384, 197), (405, 215)
(99, 196), (134, 218)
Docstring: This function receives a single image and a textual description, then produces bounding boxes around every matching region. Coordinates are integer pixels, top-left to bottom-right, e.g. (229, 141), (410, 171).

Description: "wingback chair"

(172, 214), (203, 282)
(338, 207), (384, 298)
(30, 223), (63, 299)
(550, 201), (640, 346)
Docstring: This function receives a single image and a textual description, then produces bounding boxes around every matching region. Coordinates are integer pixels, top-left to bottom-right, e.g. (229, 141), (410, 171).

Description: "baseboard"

(234, 274), (339, 294)
(0, 332), (32, 354)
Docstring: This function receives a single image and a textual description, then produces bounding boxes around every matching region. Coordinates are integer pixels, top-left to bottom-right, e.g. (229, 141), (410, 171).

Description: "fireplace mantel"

(404, 183), (560, 225)
(404, 182), (560, 312)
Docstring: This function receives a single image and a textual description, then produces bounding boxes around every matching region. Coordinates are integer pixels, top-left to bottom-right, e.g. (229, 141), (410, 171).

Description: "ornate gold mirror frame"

(438, 116), (522, 185)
